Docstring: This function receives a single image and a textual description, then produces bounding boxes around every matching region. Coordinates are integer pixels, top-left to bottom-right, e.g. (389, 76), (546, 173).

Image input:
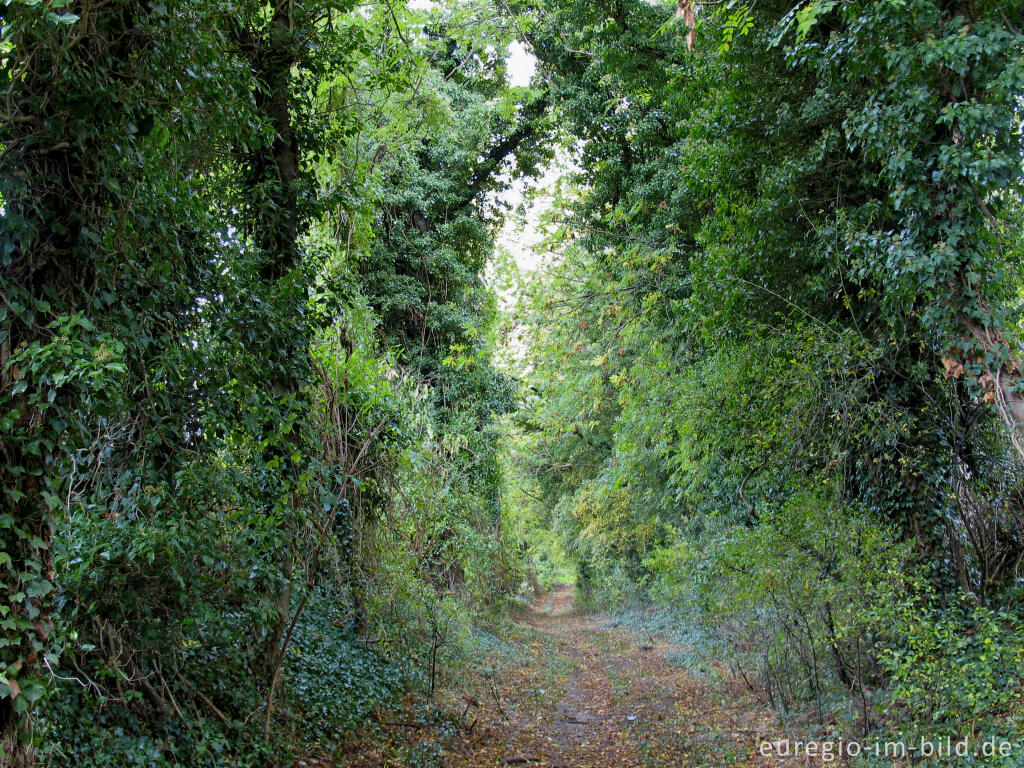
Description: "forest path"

(445, 585), (798, 768)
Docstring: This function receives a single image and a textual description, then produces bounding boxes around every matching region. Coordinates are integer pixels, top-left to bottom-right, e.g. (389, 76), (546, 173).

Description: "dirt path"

(444, 586), (801, 768)
(332, 585), (812, 768)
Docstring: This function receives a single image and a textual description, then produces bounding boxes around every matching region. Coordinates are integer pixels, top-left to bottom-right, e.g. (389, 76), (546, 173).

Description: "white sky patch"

(506, 41), (536, 87)
(494, 162), (562, 280)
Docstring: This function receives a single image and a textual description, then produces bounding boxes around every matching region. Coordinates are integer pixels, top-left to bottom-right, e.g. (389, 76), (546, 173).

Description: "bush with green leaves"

(648, 494), (906, 717)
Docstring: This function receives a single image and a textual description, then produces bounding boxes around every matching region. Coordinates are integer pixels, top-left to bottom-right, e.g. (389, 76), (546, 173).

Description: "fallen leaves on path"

(331, 586), (820, 767)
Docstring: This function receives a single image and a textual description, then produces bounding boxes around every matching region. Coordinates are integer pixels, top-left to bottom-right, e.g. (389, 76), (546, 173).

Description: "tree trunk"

(965, 319), (1024, 462)
(234, 0), (309, 734)
(1, 2), (149, 759)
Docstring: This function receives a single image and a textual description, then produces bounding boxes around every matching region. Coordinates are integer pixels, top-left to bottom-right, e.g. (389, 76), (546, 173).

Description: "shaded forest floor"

(327, 586), (816, 767)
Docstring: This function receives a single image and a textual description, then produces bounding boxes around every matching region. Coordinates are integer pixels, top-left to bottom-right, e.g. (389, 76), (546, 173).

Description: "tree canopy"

(1, 0), (1022, 764)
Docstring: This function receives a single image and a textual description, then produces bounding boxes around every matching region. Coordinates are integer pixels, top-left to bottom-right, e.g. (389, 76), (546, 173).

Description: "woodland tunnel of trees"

(1, 0), (1023, 765)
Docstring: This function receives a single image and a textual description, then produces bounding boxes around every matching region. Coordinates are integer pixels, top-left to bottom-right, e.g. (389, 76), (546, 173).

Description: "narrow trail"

(445, 586), (803, 768)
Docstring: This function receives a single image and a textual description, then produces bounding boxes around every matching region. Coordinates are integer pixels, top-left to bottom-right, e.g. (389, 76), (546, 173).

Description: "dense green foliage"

(1, 0), (547, 764)
(506, 0), (1024, 759)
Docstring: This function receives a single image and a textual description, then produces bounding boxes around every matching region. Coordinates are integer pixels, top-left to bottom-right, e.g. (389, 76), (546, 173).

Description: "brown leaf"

(676, 0), (697, 49)
(33, 619), (50, 641)
(942, 355), (964, 379)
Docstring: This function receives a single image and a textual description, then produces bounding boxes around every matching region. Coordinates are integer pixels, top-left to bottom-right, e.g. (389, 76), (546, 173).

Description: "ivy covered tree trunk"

(0, 2), (155, 760)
